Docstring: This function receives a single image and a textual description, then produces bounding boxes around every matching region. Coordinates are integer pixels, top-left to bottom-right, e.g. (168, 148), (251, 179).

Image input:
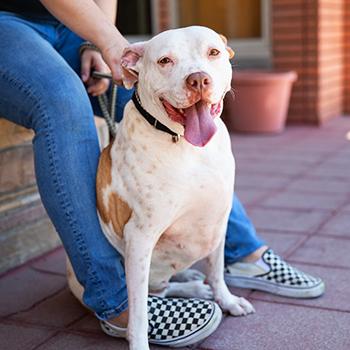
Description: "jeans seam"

(0, 68), (115, 313)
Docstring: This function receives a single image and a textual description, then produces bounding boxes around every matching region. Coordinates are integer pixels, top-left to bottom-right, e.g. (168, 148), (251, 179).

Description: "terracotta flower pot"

(222, 70), (297, 133)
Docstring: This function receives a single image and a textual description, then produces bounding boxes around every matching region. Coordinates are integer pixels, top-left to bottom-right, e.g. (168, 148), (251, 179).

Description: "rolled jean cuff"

(95, 298), (129, 321)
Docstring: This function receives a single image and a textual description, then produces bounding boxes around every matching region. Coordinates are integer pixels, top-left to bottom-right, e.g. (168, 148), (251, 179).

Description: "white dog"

(68, 26), (254, 350)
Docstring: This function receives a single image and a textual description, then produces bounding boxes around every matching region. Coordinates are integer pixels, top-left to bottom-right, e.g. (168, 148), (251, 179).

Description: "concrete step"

(0, 217), (60, 274)
(0, 117), (108, 274)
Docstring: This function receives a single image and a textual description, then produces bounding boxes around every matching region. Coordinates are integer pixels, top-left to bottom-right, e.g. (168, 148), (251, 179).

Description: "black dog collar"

(132, 91), (181, 143)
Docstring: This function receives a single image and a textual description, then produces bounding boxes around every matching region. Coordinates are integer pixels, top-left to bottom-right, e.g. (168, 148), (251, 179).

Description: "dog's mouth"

(161, 98), (222, 147)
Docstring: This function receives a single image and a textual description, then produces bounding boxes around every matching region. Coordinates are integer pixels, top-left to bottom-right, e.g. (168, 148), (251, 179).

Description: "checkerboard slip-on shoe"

(224, 249), (325, 298)
(100, 296), (222, 347)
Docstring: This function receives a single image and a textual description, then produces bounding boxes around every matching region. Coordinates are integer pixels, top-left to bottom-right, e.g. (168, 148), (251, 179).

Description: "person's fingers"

(101, 46), (124, 85)
(81, 55), (92, 82)
(87, 78), (110, 96)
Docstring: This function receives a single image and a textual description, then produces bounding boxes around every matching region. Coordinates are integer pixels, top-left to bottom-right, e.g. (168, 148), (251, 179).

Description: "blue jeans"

(0, 12), (264, 320)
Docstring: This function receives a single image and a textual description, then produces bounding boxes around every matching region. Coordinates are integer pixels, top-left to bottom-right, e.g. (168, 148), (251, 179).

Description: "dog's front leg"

(204, 232), (255, 316)
(124, 224), (154, 350)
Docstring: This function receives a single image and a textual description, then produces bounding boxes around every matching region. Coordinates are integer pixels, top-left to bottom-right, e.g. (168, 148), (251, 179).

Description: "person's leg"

(0, 13), (128, 320)
(224, 195), (265, 265)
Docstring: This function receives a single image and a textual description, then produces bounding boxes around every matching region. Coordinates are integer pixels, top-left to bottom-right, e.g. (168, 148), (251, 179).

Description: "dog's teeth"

(180, 109), (184, 114)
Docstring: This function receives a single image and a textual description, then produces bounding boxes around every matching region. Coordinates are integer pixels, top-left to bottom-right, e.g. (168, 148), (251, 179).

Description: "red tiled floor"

(0, 265), (66, 317)
(69, 314), (101, 334)
(199, 301), (350, 350)
(236, 158), (311, 177)
(247, 207), (331, 234)
(34, 332), (130, 350)
(260, 190), (347, 211)
(235, 188), (271, 206)
(0, 322), (56, 350)
(288, 236), (350, 269)
(319, 211), (350, 237)
(1, 117), (350, 350)
(286, 176), (350, 195)
(235, 173), (290, 190)
(31, 247), (66, 276)
(10, 288), (87, 327)
(257, 231), (306, 255)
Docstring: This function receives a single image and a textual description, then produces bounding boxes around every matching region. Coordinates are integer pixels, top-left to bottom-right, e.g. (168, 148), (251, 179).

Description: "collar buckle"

(172, 134), (180, 143)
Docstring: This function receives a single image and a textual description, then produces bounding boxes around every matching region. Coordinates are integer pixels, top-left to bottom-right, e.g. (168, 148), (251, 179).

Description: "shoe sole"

(225, 274), (325, 299)
(100, 302), (222, 347)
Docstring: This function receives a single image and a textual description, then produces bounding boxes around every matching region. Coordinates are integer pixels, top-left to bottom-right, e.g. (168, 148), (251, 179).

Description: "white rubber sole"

(100, 301), (222, 347)
(225, 274), (325, 298)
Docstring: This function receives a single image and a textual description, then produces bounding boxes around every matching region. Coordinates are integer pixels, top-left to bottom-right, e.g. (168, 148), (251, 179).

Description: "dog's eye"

(157, 57), (173, 65)
(209, 48), (220, 57)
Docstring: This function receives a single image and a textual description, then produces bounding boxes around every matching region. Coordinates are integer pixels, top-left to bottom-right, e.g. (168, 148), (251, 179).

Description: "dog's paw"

(181, 280), (214, 299)
(218, 295), (255, 316)
(171, 269), (206, 283)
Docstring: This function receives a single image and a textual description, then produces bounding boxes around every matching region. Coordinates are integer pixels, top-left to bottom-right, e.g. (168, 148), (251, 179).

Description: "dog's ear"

(219, 34), (235, 59)
(121, 43), (145, 89)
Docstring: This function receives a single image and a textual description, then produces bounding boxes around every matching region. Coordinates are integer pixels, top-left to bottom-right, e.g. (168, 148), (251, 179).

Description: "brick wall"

(155, 0), (171, 32)
(318, 0), (344, 122)
(344, 0), (350, 113)
(272, 0), (346, 124)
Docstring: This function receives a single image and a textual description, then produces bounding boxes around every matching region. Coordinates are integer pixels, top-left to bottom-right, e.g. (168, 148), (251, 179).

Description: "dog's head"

(121, 26), (234, 147)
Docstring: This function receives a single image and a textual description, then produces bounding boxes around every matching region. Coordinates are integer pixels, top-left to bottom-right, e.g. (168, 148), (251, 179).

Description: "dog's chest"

(146, 126), (234, 288)
(105, 116), (234, 289)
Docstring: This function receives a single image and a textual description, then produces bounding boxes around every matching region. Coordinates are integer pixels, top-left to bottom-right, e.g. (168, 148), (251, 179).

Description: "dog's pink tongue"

(184, 101), (217, 147)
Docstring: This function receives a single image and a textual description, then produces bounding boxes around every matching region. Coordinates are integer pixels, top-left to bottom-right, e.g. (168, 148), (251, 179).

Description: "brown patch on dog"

(96, 143), (132, 238)
(108, 192), (132, 238)
(97, 143), (113, 188)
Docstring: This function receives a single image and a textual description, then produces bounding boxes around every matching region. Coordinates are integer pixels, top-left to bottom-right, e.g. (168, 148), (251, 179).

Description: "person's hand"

(100, 37), (129, 85)
(81, 49), (110, 96)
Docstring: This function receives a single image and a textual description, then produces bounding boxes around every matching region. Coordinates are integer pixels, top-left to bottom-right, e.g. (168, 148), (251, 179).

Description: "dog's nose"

(186, 72), (212, 93)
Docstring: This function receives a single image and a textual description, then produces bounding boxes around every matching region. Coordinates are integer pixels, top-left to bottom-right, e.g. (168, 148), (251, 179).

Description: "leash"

(91, 71), (117, 140)
(92, 71), (181, 143)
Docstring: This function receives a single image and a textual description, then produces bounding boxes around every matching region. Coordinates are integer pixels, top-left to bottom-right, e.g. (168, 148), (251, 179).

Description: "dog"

(67, 26), (254, 350)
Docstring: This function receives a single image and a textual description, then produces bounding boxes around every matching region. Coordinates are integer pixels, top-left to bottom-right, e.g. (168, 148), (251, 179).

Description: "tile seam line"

(247, 296), (350, 314)
(239, 141), (348, 208)
(0, 246), (64, 279)
(238, 185), (350, 196)
(30, 330), (61, 350)
(284, 194), (350, 258)
(30, 266), (66, 277)
(1, 285), (66, 320)
(286, 259), (350, 270)
(0, 318), (106, 339)
(316, 233), (350, 240)
(238, 139), (348, 176)
(1, 309), (88, 333)
(257, 228), (316, 235)
(246, 205), (332, 213)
